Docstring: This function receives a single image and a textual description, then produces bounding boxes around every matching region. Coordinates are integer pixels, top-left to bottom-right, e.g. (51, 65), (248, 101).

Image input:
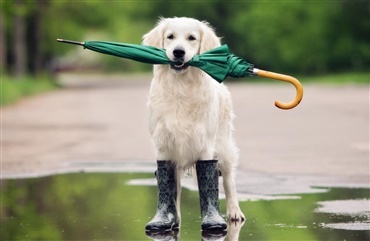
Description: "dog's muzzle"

(171, 62), (189, 71)
(171, 47), (189, 72)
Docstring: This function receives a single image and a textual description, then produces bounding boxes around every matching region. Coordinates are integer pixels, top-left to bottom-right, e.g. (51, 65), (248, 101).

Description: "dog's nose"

(173, 48), (185, 59)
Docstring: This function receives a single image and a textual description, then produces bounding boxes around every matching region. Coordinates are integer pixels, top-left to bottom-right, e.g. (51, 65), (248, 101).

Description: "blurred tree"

(1, 0), (368, 77)
(0, 10), (6, 72)
(28, 1), (48, 75)
(228, 1), (369, 74)
(327, 1), (370, 71)
(13, 0), (27, 77)
(3, 0), (51, 77)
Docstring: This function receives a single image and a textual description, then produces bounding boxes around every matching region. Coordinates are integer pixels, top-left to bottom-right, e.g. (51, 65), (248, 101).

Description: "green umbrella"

(57, 39), (252, 83)
(57, 39), (303, 110)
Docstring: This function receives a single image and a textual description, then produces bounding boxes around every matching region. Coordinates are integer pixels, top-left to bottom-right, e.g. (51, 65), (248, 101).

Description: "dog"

(142, 17), (245, 222)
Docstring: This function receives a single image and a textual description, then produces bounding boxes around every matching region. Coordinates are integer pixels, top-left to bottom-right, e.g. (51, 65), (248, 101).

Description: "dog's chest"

(148, 80), (218, 139)
(152, 89), (212, 123)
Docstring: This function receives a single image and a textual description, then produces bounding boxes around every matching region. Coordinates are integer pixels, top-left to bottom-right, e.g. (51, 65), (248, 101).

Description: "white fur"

(143, 17), (244, 221)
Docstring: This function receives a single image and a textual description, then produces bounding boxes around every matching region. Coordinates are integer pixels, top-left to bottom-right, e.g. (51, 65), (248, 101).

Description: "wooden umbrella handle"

(253, 68), (303, 110)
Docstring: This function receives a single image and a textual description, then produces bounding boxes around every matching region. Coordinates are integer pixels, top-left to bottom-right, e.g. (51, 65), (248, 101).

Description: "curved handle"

(255, 69), (303, 110)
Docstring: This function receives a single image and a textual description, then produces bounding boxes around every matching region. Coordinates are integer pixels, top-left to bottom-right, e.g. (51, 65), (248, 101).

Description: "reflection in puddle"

(1, 173), (369, 240)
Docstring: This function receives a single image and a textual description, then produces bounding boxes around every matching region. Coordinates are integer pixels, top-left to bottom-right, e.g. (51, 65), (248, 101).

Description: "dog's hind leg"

(176, 169), (183, 220)
(217, 136), (245, 222)
(219, 159), (245, 222)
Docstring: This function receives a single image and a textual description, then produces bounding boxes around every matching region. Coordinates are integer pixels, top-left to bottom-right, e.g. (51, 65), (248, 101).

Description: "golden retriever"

(142, 17), (245, 222)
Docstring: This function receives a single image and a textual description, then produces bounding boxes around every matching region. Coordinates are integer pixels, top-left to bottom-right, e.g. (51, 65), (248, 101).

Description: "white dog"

(143, 17), (244, 223)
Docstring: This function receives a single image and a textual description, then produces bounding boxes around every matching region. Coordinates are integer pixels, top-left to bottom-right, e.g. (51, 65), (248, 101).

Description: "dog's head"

(142, 17), (221, 74)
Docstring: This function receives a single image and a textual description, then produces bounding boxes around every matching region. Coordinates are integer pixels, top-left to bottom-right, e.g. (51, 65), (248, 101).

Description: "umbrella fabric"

(84, 41), (172, 65)
(83, 41), (253, 83)
(187, 45), (253, 82)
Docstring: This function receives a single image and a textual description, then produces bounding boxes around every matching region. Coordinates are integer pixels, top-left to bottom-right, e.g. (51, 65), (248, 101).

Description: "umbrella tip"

(56, 39), (84, 46)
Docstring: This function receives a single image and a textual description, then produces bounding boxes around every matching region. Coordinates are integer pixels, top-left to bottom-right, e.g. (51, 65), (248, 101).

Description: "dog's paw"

(227, 205), (245, 222)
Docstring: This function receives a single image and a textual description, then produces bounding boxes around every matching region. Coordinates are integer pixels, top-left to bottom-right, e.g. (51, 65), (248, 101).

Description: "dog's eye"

(188, 35), (196, 41)
(167, 34), (174, 40)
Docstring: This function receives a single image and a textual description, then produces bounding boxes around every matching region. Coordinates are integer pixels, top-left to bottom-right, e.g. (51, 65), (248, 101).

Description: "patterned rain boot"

(145, 161), (179, 231)
(196, 160), (227, 231)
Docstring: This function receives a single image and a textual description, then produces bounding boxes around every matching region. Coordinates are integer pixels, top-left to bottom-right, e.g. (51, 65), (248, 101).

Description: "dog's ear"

(199, 21), (221, 53)
(142, 18), (167, 48)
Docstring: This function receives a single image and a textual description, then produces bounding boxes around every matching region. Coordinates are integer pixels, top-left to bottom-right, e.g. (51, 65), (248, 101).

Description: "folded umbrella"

(57, 39), (303, 109)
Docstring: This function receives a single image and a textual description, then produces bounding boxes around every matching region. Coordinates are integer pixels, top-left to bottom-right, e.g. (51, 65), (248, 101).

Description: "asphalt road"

(2, 74), (369, 187)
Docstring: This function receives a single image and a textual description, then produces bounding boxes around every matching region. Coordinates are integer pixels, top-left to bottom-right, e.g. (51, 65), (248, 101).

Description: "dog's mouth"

(170, 63), (189, 72)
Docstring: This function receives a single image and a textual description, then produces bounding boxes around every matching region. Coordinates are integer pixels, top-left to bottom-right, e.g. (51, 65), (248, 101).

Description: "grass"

(298, 71), (369, 84)
(1, 75), (58, 106)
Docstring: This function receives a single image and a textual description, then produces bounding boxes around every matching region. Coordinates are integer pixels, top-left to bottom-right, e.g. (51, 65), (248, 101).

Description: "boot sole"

(145, 222), (179, 231)
(202, 223), (227, 231)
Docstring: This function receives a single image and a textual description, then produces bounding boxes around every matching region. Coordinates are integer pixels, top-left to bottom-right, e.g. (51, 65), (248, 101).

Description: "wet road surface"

(1, 74), (369, 240)
(2, 74), (368, 180)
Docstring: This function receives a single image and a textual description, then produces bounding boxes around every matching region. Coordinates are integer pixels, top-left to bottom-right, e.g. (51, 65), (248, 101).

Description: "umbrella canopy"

(188, 45), (253, 82)
(57, 39), (302, 109)
(57, 39), (253, 83)
(84, 41), (173, 65)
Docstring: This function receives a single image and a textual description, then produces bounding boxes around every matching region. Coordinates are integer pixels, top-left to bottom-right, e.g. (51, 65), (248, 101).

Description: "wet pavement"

(2, 74), (369, 181)
(1, 74), (369, 240)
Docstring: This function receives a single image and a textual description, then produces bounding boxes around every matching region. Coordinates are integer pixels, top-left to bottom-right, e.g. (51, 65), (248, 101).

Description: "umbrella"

(57, 39), (303, 110)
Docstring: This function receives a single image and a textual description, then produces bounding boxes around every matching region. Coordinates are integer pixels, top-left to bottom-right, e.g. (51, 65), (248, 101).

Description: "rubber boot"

(145, 161), (179, 231)
(196, 160), (227, 231)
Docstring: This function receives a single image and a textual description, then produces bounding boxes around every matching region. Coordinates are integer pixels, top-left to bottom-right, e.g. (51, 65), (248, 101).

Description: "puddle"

(1, 172), (369, 241)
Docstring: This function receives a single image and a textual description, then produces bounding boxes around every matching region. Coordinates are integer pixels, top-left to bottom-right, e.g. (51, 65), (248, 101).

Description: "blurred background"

(1, 2), (369, 240)
(1, 0), (369, 105)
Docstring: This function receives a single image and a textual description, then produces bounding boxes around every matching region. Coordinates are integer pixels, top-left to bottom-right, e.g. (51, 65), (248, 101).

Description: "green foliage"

(2, 1), (369, 75)
(298, 72), (370, 84)
(228, 1), (369, 74)
(1, 75), (58, 106)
